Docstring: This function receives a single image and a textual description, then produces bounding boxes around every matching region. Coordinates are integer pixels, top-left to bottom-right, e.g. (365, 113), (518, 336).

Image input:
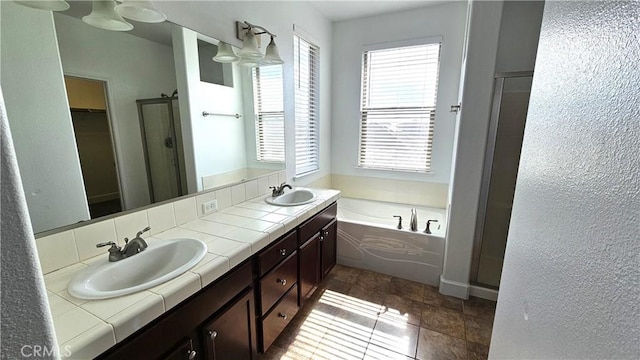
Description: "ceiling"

(309, 0), (450, 22)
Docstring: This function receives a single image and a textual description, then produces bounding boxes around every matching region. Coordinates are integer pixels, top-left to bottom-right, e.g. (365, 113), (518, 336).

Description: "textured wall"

(490, 1), (640, 358)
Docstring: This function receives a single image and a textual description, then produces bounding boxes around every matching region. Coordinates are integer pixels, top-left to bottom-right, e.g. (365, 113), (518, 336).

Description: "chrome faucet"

(270, 183), (292, 197)
(424, 220), (439, 234)
(97, 226), (150, 262)
(410, 208), (418, 232)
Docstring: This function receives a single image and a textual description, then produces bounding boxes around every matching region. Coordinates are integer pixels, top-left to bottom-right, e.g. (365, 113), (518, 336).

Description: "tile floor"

(260, 265), (496, 360)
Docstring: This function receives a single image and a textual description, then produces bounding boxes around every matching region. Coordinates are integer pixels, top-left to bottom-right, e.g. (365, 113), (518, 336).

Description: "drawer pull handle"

(208, 330), (218, 339)
(319, 235), (324, 242)
(277, 278), (287, 286)
(278, 313), (288, 320)
(280, 249), (287, 256)
(187, 350), (197, 360)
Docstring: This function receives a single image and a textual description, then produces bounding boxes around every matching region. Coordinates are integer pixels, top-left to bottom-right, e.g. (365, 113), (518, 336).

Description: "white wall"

(156, 1), (333, 187)
(0, 2), (90, 233)
(330, 2), (467, 185)
(491, 1), (640, 358)
(54, 14), (177, 210)
(172, 27), (247, 192)
(441, 0), (504, 298)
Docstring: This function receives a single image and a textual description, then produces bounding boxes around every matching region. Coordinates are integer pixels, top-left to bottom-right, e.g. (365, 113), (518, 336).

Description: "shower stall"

(471, 72), (534, 289)
(137, 96), (187, 203)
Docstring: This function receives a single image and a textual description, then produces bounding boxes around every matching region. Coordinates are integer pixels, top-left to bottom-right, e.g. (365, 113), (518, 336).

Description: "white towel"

(1, 86), (59, 359)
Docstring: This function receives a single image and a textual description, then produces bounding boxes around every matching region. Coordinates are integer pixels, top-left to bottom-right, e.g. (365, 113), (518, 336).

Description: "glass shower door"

(472, 74), (533, 288)
(138, 98), (184, 203)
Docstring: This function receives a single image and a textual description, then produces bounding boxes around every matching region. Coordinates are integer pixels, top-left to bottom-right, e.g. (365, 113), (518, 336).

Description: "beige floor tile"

(420, 305), (466, 340)
(369, 319), (419, 358)
(389, 277), (425, 303)
(380, 293), (424, 327)
(416, 327), (467, 360)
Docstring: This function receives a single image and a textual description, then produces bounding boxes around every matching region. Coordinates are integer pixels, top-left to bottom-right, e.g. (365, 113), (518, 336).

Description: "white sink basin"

(68, 238), (207, 300)
(265, 189), (317, 206)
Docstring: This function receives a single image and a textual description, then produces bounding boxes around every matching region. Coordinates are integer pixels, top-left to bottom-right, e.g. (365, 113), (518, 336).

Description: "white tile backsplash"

(173, 197), (197, 225)
(244, 180), (259, 200)
(147, 204), (176, 236)
(258, 176), (270, 195)
(268, 174), (279, 188)
(114, 211), (148, 243)
(73, 220), (117, 261)
(36, 230), (79, 274)
(214, 187), (233, 211)
(231, 184), (246, 205)
(195, 191), (217, 217)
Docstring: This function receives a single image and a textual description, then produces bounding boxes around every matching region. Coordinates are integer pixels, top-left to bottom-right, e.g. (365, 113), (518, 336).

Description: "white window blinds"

(294, 34), (320, 176)
(358, 41), (441, 172)
(252, 65), (284, 163)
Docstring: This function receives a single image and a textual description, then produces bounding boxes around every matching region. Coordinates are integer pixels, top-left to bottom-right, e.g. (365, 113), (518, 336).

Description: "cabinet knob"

(278, 312), (288, 320)
(208, 330), (218, 340)
(319, 235), (324, 242)
(277, 278), (287, 286)
(280, 249), (287, 256)
(187, 350), (196, 360)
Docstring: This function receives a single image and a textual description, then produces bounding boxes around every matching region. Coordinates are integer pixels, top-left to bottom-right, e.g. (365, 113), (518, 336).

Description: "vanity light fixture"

(13, 0), (70, 11)
(115, 0), (167, 23)
(212, 21), (284, 67)
(83, 0), (133, 32)
(14, 0), (167, 31)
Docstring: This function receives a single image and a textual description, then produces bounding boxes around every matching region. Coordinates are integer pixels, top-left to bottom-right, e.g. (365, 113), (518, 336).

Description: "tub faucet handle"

(393, 215), (403, 230)
(424, 219), (439, 234)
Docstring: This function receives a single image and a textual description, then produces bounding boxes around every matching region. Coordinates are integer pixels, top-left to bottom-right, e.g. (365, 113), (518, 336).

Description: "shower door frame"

(470, 71), (533, 288)
(136, 97), (184, 203)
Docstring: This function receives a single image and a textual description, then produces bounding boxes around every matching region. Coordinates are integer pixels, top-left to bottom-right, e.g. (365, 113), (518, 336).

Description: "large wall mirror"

(0, 1), (285, 234)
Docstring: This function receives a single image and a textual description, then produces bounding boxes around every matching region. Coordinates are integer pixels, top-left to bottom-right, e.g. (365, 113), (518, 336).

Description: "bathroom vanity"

(95, 202), (338, 360)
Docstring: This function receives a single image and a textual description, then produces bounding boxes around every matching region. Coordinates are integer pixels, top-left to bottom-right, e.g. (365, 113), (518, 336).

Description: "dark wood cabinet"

(321, 219), (338, 278)
(299, 233), (320, 303)
(297, 204), (338, 309)
(160, 338), (197, 360)
(201, 289), (257, 360)
(97, 202), (338, 359)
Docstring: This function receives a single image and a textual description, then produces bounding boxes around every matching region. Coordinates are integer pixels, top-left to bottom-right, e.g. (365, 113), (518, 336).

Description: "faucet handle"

(96, 241), (117, 247)
(424, 219), (439, 234)
(393, 215), (403, 230)
(136, 226), (151, 238)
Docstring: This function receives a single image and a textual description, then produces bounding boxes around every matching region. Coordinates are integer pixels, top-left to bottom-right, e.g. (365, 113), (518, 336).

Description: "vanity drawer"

(261, 285), (299, 352)
(260, 252), (297, 315)
(257, 230), (297, 276)
(298, 202), (337, 245)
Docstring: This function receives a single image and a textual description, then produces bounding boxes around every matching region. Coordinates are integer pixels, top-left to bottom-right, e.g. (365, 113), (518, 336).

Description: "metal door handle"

(208, 330), (218, 339)
(186, 350), (196, 360)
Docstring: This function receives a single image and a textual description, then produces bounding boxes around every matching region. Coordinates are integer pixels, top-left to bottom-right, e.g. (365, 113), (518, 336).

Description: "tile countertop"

(44, 188), (341, 359)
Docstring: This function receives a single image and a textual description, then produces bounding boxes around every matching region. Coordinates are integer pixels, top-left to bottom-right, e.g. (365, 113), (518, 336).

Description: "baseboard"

(469, 285), (498, 301)
(439, 275), (470, 299)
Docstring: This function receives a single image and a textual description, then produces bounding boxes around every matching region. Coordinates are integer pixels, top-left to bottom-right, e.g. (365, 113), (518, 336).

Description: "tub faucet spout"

(410, 208), (418, 232)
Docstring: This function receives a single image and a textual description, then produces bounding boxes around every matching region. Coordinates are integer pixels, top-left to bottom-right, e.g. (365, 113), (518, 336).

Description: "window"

(252, 65), (284, 162)
(294, 34), (320, 177)
(358, 40), (441, 172)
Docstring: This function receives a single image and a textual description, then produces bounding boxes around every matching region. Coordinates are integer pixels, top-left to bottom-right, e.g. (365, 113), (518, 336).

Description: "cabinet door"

(298, 233), (320, 303)
(321, 219), (337, 279)
(201, 289), (257, 360)
(160, 338), (197, 360)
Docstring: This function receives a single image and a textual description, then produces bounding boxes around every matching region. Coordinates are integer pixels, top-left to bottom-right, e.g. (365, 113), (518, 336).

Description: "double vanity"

(44, 188), (340, 359)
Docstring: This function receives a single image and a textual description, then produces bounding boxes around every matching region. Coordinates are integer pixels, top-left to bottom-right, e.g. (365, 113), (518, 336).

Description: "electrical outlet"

(202, 200), (218, 214)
